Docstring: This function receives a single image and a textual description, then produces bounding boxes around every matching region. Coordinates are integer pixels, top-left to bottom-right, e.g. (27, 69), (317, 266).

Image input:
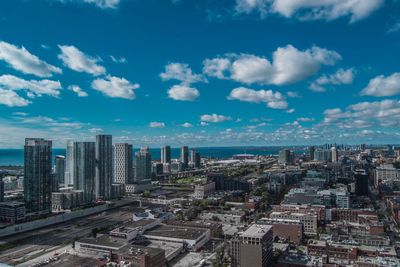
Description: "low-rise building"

(200, 210), (245, 224)
(0, 201), (26, 223)
(143, 225), (210, 251)
(258, 217), (303, 244)
(111, 245), (166, 267)
(193, 181), (215, 199)
(270, 211), (317, 236)
(51, 190), (84, 212)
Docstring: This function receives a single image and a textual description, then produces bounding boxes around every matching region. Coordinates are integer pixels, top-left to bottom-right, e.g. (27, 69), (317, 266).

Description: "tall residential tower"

(114, 143), (133, 184)
(95, 135), (113, 200)
(24, 138), (53, 214)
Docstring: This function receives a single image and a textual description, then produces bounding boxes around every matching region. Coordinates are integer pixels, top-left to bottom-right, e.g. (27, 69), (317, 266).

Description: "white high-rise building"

(64, 140), (74, 186)
(331, 147), (338, 162)
(114, 143), (133, 184)
(161, 145), (171, 164)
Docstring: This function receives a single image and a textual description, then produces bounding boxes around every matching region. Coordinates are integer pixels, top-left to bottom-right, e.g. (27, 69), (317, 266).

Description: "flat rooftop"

(77, 234), (126, 249)
(117, 244), (165, 257)
(144, 225), (208, 240)
(241, 224), (272, 238)
(124, 218), (157, 228)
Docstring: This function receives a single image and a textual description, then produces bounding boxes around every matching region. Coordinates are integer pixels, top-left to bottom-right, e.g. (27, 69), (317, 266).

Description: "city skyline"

(1, 0), (400, 148)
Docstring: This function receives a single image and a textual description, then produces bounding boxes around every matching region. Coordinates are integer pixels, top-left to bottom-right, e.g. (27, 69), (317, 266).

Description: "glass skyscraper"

(24, 138), (52, 214)
(95, 135), (113, 200)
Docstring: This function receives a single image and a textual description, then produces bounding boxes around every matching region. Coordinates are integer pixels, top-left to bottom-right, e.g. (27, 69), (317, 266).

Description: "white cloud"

(228, 87), (288, 109)
(68, 85), (88, 97)
(270, 0), (384, 23)
(110, 55), (126, 63)
(203, 45), (341, 85)
(13, 115), (86, 129)
(235, 0), (268, 16)
(181, 122), (193, 128)
(201, 114), (232, 123)
(91, 75), (139, 99)
(360, 72), (400, 97)
(89, 127), (103, 133)
(149, 122), (165, 128)
(0, 41), (62, 77)
(203, 57), (231, 79)
(160, 63), (205, 85)
(56, 0), (121, 9)
(0, 89), (31, 107)
(297, 117), (314, 122)
(286, 108), (295, 113)
(310, 68), (354, 92)
(287, 91), (301, 98)
(58, 45), (106, 76)
(323, 99), (400, 128)
(200, 121), (209, 126)
(167, 85), (199, 101)
(0, 74), (62, 97)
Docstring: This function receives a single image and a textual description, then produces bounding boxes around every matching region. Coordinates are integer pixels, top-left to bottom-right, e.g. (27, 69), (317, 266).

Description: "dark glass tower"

(24, 138), (52, 214)
(95, 135), (113, 200)
(74, 142), (96, 203)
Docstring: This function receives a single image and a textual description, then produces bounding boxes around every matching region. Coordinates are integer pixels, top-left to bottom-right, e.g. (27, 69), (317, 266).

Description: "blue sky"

(0, 0), (400, 148)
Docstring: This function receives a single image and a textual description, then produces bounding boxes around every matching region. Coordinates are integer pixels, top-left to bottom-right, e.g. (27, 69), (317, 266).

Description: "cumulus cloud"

(0, 74), (62, 97)
(160, 63), (205, 85)
(149, 122), (165, 128)
(0, 41), (62, 77)
(68, 85), (88, 97)
(228, 87), (288, 109)
(181, 122), (193, 128)
(235, 0), (268, 16)
(255, 0), (384, 23)
(58, 45), (106, 76)
(274, 0), (383, 22)
(360, 72), (400, 97)
(0, 89), (31, 107)
(203, 58), (231, 79)
(201, 114), (232, 123)
(323, 99), (400, 128)
(203, 45), (341, 85)
(55, 0), (121, 9)
(167, 85), (199, 101)
(91, 75), (139, 99)
(310, 68), (354, 92)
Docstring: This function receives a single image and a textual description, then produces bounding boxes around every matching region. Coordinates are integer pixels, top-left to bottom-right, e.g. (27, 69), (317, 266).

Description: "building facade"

(135, 146), (152, 182)
(73, 142), (96, 203)
(161, 145), (171, 164)
(114, 143), (133, 184)
(54, 155), (65, 191)
(64, 140), (74, 186)
(95, 135), (113, 200)
(24, 138), (52, 214)
(230, 224), (273, 267)
(180, 146), (189, 169)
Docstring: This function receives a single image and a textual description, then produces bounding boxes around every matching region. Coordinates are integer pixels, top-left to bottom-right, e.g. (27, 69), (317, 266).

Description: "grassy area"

(175, 176), (206, 184)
